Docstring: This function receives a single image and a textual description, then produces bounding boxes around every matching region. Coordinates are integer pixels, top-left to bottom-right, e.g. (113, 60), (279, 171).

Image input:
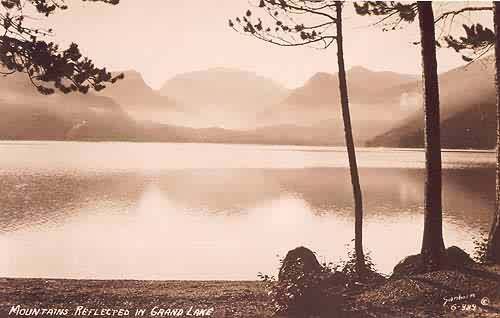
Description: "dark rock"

(391, 253), (425, 279)
(277, 246), (343, 317)
(278, 246), (322, 281)
(391, 246), (475, 279)
(446, 246), (474, 268)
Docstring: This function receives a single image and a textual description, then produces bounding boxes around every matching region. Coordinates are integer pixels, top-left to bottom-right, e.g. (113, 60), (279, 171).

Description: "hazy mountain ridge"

(0, 63), (496, 149)
(256, 67), (420, 145)
(281, 67), (418, 107)
(98, 70), (179, 110)
(367, 56), (496, 149)
(160, 67), (289, 108)
(159, 67), (291, 128)
(0, 70), (340, 145)
(0, 72), (122, 112)
(0, 72), (140, 141)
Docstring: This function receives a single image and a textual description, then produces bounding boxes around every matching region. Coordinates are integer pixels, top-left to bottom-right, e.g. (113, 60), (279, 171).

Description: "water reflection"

(0, 143), (495, 280)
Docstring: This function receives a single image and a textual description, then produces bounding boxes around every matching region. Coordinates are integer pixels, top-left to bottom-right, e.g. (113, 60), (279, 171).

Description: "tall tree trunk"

(335, 1), (366, 275)
(417, 2), (446, 271)
(487, 1), (500, 263)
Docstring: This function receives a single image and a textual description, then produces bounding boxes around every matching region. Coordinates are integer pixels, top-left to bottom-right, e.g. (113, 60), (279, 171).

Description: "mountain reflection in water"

(0, 142), (495, 280)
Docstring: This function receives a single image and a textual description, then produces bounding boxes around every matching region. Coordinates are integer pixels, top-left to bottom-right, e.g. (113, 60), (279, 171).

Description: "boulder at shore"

(278, 246), (322, 281)
(392, 245), (474, 278)
(277, 246), (345, 317)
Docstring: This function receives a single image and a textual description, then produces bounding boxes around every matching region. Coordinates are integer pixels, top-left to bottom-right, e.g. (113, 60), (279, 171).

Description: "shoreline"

(0, 278), (271, 317)
(0, 140), (495, 153)
(2, 263), (500, 318)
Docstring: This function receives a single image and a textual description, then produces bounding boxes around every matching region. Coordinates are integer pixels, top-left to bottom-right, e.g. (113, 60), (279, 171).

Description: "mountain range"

(366, 56), (496, 149)
(256, 66), (419, 145)
(0, 60), (496, 149)
(159, 67), (290, 129)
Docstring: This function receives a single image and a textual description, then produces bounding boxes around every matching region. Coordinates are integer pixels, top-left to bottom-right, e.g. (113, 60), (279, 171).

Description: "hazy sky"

(41, 1), (492, 89)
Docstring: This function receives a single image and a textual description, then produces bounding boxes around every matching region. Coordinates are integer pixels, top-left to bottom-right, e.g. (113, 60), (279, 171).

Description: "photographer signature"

(442, 293), (490, 312)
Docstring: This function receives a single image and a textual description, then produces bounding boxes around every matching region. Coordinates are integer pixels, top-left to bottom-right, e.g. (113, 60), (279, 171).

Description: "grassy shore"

(1, 264), (500, 318)
(0, 279), (272, 318)
(350, 263), (500, 317)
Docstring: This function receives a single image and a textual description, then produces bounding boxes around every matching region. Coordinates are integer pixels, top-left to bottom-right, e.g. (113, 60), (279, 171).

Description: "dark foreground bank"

(1, 264), (500, 318)
(0, 280), (271, 318)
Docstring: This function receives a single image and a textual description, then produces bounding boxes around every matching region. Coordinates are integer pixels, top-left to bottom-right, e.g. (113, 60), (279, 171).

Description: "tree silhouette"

(355, 1), (448, 271)
(0, 0), (122, 95)
(445, 23), (494, 62)
(487, 1), (500, 265)
(230, 0), (369, 277)
(490, 1), (500, 265)
(441, 3), (500, 264)
(416, 1), (446, 271)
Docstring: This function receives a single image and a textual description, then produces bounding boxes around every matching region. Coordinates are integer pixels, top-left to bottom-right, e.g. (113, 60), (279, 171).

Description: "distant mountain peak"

(97, 69), (178, 110)
(120, 69), (141, 74)
(118, 69), (144, 80)
(171, 67), (256, 80)
(348, 66), (373, 74)
(160, 68), (289, 109)
(108, 70), (147, 87)
(205, 67), (247, 73)
(307, 67), (374, 83)
(307, 72), (336, 84)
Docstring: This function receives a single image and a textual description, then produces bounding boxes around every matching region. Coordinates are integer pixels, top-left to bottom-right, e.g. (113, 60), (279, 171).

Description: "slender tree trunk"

(417, 2), (446, 271)
(335, 1), (366, 275)
(487, 1), (500, 263)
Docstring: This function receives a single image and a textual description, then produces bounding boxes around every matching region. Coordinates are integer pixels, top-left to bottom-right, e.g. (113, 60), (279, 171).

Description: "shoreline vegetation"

(2, 261), (499, 317)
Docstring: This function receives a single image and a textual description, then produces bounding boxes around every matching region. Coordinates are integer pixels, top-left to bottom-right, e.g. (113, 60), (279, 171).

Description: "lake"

(0, 141), (496, 280)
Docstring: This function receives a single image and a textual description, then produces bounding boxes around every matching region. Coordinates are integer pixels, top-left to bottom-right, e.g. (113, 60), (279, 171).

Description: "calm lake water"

(0, 142), (496, 280)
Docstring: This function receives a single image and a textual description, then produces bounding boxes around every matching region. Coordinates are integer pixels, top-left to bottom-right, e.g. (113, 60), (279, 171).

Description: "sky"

(38, 0), (493, 89)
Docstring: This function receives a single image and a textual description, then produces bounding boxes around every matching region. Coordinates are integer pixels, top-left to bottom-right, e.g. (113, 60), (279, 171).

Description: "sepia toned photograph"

(1, 0), (500, 317)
